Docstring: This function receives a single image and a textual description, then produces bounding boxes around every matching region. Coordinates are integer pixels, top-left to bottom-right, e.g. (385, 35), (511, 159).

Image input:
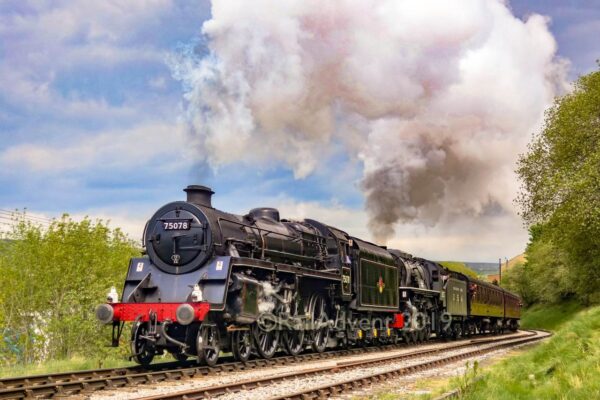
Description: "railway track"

(0, 331), (544, 399)
(126, 330), (548, 400)
(0, 336), (452, 399)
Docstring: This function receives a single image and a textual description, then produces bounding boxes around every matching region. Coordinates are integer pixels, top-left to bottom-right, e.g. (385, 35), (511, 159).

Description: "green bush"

(0, 213), (138, 367)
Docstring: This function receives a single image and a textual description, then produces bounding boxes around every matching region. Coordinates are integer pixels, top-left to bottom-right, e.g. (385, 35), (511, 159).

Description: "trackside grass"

(458, 303), (600, 399)
(355, 302), (596, 399)
(0, 356), (134, 379)
(519, 300), (584, 331)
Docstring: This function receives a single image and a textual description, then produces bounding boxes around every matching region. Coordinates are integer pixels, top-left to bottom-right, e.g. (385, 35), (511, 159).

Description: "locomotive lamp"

(107, 287), (119, 303)
(191, 284), (203, 302)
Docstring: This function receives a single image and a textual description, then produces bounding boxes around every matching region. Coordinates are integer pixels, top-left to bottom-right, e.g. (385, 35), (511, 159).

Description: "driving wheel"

(308, 294), (330, 353)
(231, 329), (252, 362)
(253, 323), (279, 359)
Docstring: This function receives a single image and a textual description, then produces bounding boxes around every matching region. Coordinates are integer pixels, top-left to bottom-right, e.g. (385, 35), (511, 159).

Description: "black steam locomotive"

(96, 185), (521, 365)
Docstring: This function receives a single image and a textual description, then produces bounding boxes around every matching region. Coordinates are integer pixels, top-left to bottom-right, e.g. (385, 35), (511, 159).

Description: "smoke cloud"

(171, 0), (568, 243)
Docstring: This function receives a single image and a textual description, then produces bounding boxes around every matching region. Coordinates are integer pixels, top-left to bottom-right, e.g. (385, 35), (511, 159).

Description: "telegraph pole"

(498, 257), (502, 284)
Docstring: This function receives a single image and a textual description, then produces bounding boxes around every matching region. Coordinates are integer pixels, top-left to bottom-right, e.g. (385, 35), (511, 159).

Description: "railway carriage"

(96, 185), (521, 365)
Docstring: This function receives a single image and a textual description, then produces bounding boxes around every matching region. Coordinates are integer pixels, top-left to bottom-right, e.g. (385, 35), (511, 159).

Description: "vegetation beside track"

(518, 300), (585, 331)
(360, 302), (596, 400)
(455, 303), (600, 399)
(504, 67), (600, 306)
(0, 356), (134, 379)
(0, 213), (138, 372)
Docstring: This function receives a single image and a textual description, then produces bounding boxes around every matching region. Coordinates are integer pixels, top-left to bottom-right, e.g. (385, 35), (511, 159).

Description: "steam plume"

(171, 0), (568, 243)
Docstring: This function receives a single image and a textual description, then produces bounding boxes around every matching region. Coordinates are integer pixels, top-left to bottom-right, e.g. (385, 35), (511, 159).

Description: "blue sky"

(0, 1), (598, 261)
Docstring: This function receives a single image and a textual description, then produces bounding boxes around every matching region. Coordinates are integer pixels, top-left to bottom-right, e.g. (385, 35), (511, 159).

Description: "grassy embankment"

(457, 300), (598, 399)
(357, 301), (595, 400)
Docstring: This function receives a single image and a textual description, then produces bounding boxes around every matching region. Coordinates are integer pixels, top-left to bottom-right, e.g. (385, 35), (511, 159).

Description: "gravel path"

(76, 331), (530, 400)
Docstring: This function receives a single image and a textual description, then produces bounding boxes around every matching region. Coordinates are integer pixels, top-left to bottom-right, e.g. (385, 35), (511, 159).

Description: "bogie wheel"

(453, 323), (463, 340)
(339, 332), (350, 349)
(418, 326), (428, 343)
(197, 323), (220, 367)
(421, 325), (431, 343)
(402, 330), (413, 345)
(253, 323), (279, 359)
(413, 314), (426, 343)
(131, 322), (155, 366)
(410, 330), (419, 344)
(231, 329), (252, 362)
(308, 294), (330, 353)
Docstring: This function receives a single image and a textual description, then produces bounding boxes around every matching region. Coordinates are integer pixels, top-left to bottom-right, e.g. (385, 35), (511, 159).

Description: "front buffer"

(96, 301), (211, 365)
(96, 256), (232, 366)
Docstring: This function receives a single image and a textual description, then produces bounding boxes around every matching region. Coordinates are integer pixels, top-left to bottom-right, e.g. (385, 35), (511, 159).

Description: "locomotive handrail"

(217, 217), (324, 245)
(216, 216), (327, 260)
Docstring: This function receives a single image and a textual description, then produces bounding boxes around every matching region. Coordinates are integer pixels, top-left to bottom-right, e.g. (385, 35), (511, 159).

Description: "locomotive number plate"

(162, 219), (191, 230)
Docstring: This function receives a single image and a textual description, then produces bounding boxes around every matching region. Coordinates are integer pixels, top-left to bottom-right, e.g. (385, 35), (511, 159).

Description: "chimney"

(184, 185), (214, 208)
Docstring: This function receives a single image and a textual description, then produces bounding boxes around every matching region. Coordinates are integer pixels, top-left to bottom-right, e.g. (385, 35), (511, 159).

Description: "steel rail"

(0, 331), (535, 399)
(135, 331), (546, 400)
(0, 336), (446, 399)
(270, 331), (549, 400)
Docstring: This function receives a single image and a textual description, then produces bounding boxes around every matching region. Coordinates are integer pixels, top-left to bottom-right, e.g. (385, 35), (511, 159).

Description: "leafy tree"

(516, 67), (600, 304)
(504, 225), (574, 305)
(0, 213), (138, 365)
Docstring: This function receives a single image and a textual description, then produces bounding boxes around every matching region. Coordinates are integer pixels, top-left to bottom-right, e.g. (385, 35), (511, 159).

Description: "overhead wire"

(0, 215), (51, 225)
(0, 210), (54, 223)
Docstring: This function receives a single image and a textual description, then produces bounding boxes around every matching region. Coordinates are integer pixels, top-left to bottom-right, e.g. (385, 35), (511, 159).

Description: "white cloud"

(0, 1), (174, 121)
(149, 75), (169, 90)
(0, 122), (189, 174)
(70, 209), (150, 245)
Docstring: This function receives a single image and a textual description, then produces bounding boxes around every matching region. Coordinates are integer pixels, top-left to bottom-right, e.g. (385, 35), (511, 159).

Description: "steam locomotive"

(96, 185), (521, 365)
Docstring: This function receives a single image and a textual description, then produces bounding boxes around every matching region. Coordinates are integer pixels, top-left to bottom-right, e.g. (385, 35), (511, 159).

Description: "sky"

(0, 0), (598, 262)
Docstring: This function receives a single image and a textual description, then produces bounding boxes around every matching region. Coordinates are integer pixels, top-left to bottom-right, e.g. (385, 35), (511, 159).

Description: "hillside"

(506, 253), (526, 270)
(438, 261), (478, 278)
(464, 262), (499, 276)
